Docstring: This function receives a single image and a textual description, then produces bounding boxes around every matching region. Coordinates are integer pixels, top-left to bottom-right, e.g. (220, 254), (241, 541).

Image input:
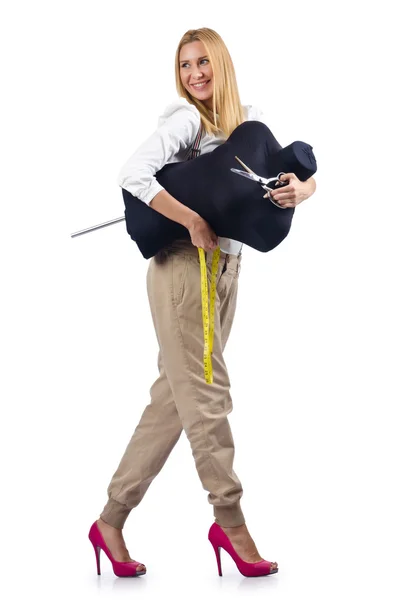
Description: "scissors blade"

(230, 168), (260, 182)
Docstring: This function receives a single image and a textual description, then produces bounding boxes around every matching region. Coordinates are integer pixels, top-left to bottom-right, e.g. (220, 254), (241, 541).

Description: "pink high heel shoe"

(208, 522), (278, 577)
(88, 520), (146, 577)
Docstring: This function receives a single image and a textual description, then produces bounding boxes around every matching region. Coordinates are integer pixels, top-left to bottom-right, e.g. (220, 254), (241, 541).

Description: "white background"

(1, 0), (396, 598)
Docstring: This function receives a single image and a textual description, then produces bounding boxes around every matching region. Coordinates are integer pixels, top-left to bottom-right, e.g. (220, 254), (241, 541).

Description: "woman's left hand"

(267, 173), (315, 208)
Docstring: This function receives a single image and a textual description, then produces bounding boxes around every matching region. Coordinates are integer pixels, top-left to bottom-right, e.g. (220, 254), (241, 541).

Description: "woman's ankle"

(221, 523), (247, 532)
(98, 517), (122, 532)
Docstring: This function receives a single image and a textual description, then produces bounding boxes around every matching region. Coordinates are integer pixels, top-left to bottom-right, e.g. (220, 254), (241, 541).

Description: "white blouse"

(118, 98), (267, 255)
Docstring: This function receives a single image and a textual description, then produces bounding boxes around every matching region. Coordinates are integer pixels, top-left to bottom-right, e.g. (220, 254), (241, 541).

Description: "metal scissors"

(231, 156), (289, 209)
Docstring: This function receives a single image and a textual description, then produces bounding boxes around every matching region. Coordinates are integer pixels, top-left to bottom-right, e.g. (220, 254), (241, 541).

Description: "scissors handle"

(262, 172), (290, 209)
(260, 172), (287, 191)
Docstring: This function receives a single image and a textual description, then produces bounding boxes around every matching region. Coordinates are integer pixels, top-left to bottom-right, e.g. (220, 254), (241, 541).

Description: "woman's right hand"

(187, 214), (219, 252)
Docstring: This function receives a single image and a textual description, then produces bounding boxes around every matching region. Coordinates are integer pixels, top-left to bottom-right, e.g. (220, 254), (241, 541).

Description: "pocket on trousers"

(232, 264), (241, 279)
(171, 255), (189, 307)
(227, 256), (242, 280)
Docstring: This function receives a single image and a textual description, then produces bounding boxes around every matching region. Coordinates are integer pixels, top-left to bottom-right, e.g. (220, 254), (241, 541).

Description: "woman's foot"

(96, 518), (146, 572)
(220, 523), (278, 571)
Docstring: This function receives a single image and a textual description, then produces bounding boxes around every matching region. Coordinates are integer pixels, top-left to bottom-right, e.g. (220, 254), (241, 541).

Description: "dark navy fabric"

(122, 120), (317, 259)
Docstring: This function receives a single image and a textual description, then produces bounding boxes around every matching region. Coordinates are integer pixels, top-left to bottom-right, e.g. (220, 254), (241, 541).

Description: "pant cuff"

(99, 498), (132, 529)
(214, 501), (245, 527)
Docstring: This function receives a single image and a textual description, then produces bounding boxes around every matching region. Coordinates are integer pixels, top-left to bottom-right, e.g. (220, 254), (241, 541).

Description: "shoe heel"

(91, 540), (101, 575)
(210, 540), (222, 576)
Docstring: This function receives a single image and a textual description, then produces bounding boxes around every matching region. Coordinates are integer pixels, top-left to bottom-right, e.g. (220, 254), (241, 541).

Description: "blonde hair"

(174, 28), (245, 138)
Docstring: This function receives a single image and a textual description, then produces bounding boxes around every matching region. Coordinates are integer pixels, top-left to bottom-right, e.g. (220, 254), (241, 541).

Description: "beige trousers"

(100, 239), (244, 529)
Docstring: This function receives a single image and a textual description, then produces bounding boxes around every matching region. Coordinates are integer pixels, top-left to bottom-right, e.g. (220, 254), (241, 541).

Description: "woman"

(88, 27), (316, 578)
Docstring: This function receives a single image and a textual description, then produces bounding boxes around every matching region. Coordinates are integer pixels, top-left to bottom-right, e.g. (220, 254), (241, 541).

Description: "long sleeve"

(117, 99), (201, 205)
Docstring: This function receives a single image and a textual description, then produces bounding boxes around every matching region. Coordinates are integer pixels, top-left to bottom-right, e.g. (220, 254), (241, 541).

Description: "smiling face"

(179, 41), (214, 110)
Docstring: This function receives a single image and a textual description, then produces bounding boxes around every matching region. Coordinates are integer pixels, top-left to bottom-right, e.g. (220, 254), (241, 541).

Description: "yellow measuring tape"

(197, 245), (221, 384)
